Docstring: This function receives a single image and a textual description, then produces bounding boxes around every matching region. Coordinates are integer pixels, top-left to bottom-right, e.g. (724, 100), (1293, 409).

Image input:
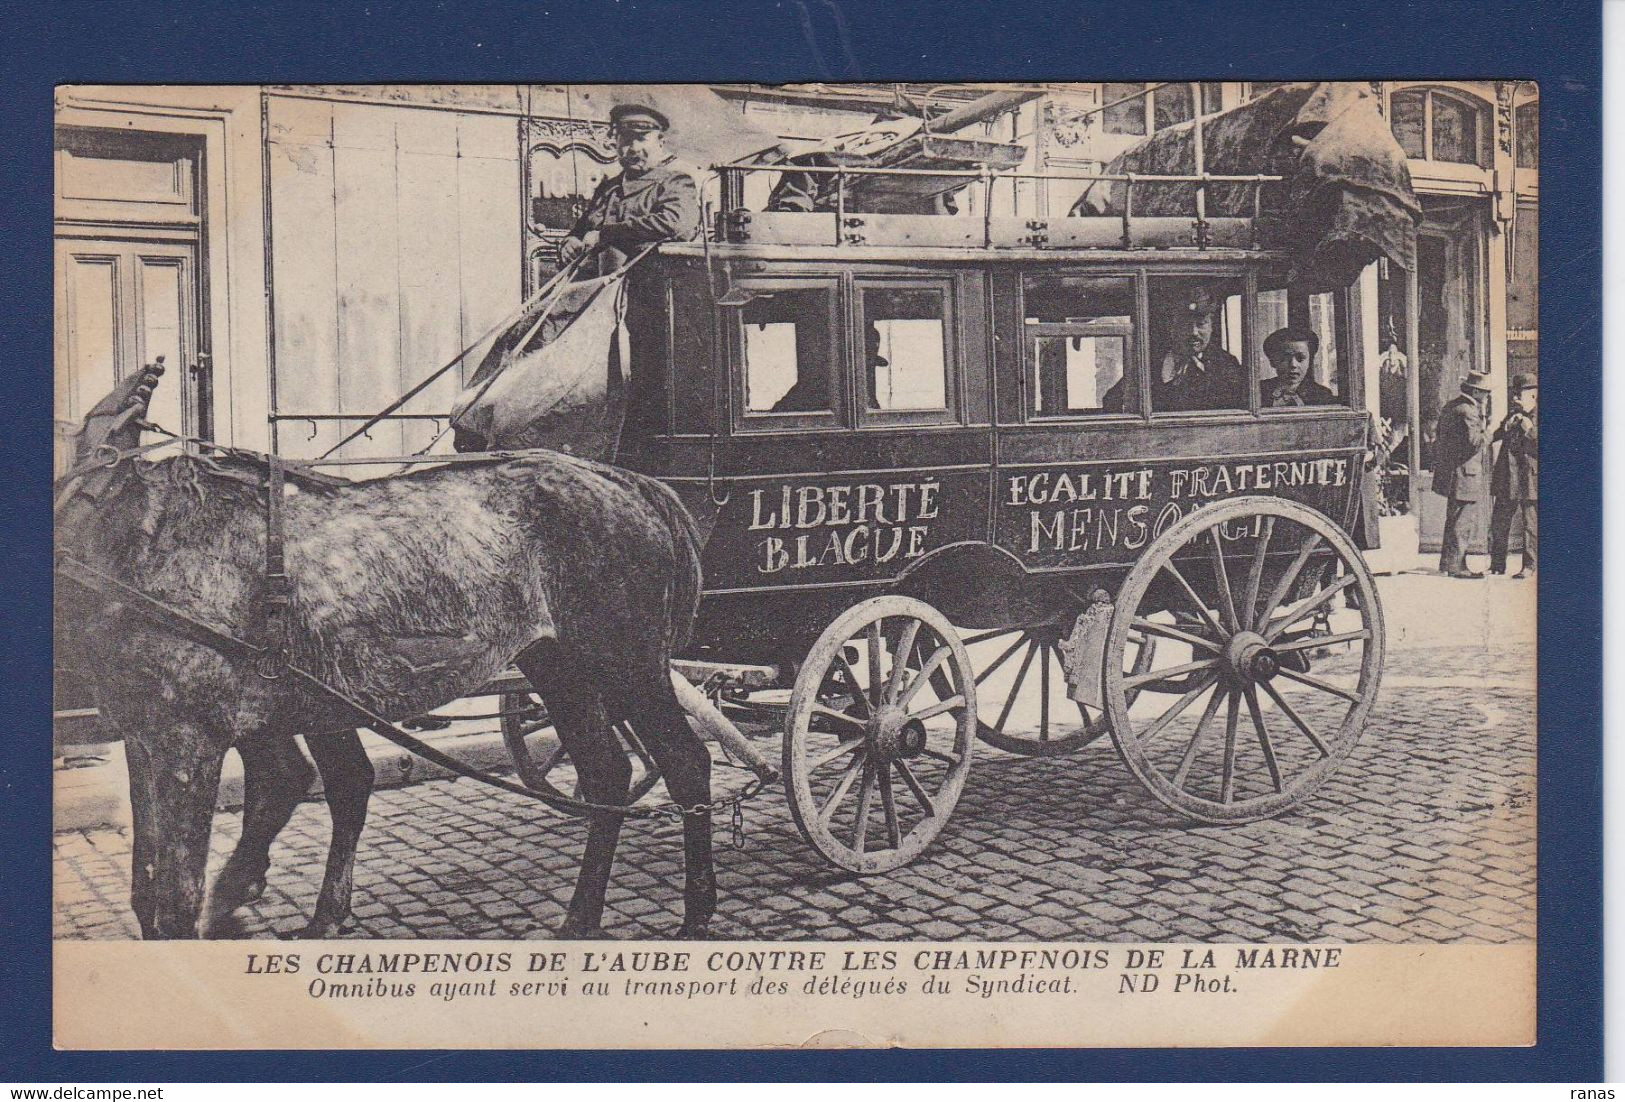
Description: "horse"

(54, 365), (714, 939)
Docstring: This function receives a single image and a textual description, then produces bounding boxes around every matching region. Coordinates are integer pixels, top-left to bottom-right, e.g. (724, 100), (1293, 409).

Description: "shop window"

(1516, 100), (1539, 169)
(739, 287), (837, 416)
(859, 286), (950, 413)
(1147, 276), (1247, 414)
(1103, 83), (1148, 135)
(1022, 274), (1136, 416)
(1390, 87), (1488, 167)
(1256, 286), (1350, 409)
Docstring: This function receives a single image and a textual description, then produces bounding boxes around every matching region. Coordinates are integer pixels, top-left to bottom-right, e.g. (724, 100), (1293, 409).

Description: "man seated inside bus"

(1261, 325), (1338, 407)
(768, 360), (831, 413)
(769, 324), (888, 413)
(1101, 287), (1244, 413)
(1153, 288), (1245, 412)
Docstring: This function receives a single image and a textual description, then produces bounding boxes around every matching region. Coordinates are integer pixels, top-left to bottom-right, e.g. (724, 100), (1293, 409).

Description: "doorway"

(1408, 196), (1488, 555)
(53, 125), (210, 730)
(54, 127), (209, 476)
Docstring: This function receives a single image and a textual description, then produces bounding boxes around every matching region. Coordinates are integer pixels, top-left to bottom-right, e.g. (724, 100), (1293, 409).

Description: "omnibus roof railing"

(708, 160), (1287, 250)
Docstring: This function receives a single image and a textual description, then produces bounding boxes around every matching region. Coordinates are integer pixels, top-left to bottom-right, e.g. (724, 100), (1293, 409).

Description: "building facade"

(54, 81), (1536, 548)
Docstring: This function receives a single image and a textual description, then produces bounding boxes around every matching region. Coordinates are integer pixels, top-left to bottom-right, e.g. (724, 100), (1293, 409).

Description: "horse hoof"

(202, 912), (247, 939)
(555, 921), (606, 940)
(203, 875), (267, 927)
(288, 917), (350, 940)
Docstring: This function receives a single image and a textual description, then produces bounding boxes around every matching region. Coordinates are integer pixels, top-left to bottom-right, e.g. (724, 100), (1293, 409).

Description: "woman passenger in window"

(1262, 325), (1338, 407)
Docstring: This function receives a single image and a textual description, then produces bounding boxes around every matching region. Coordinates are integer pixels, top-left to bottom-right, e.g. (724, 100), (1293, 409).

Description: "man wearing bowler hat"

(558, 103), (701, 276)
(1489, 373), (1538, 578)
(1432, 367), (1495, 578)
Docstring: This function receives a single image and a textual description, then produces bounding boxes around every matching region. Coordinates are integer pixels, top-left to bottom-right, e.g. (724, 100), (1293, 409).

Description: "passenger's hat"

(609, 103), (671, 134)
(1462, 368), (1493, 390)
(1263, 324), (1321, 360)
(1176, 288), (1220, 317)
(1510, 372), (1538, 392)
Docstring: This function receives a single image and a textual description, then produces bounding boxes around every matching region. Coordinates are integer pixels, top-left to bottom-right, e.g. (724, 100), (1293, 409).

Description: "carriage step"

(475, 660), (777, 701)
(672, 659), (779, 690)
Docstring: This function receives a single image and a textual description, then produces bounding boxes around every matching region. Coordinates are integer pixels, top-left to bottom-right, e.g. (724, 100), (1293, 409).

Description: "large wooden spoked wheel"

(1104, 497), (1384, 824)
(784, 596), (977, 873)
(499, 691), (662, 813)
(963, 622), (1158, 757)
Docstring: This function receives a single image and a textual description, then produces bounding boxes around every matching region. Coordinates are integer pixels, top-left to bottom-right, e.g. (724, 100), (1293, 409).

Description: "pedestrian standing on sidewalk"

(1433, 368), (1494, 579)
(1489, 373), (1538, 578)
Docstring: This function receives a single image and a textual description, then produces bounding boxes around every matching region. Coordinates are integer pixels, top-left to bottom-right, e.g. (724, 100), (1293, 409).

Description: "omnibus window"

(1148, 277), (1247, 413)
(740, 288), (836, 414)
(1022, 274), (1135, 416)
(1256, 285), (1350, 408)
(860, 287), (949, 411)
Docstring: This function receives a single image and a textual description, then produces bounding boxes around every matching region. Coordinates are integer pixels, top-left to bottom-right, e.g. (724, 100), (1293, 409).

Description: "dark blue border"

(2, 0), (1601, 1082)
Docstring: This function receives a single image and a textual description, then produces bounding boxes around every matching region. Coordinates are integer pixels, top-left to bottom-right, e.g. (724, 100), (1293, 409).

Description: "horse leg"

(127, 723), (229, 939)
(124, 738), (159, 937)
(203, 734), (314, 933)
(515, 642), (631, 939)
(297, 729), (374, 938)
(622, 679), (715, 939)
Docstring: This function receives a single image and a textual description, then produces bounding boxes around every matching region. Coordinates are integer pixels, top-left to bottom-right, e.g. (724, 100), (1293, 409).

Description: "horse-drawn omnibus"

(494, 83), (1416, 874)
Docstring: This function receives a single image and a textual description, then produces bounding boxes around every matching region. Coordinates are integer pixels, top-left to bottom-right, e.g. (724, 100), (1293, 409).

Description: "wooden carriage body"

(441, 87), (1409, 865)
(614, 239), (1368, 668)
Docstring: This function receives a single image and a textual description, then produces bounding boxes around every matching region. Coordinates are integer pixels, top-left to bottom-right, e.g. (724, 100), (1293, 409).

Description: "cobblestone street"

(55, 630), (1535, 944)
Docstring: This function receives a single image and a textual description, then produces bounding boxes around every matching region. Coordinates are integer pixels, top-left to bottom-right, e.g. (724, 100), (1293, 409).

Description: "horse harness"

(53, 436), (767, 830)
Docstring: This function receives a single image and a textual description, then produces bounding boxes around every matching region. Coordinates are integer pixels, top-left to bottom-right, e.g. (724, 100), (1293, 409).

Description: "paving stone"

(52, 641), (1535, 946)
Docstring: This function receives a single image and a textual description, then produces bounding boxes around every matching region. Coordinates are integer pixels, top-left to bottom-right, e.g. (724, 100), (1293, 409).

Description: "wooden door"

(54, 238), (202, 474)
(55, 126), (209, 477)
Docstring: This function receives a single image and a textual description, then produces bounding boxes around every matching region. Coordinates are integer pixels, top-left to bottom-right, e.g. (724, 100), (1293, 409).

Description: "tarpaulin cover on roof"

(1072, 82), (1421, 291)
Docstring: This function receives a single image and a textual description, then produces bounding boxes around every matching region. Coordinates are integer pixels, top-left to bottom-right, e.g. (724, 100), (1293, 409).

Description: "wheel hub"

(868, 705), (927, 761)
(1224, 630), (1280, 683)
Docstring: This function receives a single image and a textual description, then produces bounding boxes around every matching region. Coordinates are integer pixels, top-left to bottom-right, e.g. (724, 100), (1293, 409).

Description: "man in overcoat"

(1154, 289), (1247, 412)
(554, 104), (701, 465)
(1432, 368), (1494, 578)
(1489, 373), (1538, 578)
(558, 104), (701, 275)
